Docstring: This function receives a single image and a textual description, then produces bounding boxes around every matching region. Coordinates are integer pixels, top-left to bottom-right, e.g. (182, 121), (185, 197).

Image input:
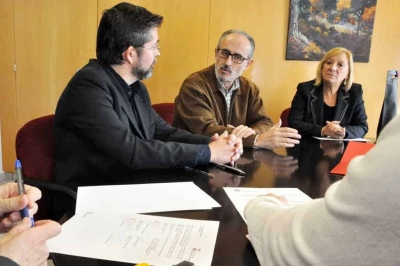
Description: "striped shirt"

(216, 78), (240, 123)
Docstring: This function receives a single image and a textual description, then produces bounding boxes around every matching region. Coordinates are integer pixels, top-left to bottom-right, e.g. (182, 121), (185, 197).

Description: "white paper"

(76, 182), (220, 214)
(313, 136), (371, 142)
(48, 212), (219, 266)
(224, 187), (312, 223)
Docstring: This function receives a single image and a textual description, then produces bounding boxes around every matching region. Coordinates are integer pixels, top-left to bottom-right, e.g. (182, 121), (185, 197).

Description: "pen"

(215, 163), (246, 176)
(183, 165), (214, 179)
(15, 160), (34, 227)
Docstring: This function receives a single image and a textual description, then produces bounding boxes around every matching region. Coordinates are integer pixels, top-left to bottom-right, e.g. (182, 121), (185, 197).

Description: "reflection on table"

(52, 138), (346, 266)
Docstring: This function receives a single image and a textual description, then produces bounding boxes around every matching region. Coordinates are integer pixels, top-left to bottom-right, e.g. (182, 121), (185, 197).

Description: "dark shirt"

(108, 66), (210, 165)
(288, 80), (368, 138)
(323, 103), (335, 122)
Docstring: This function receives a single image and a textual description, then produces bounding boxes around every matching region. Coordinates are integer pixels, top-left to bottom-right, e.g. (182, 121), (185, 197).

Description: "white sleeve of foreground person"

(244, 116), (400, 266)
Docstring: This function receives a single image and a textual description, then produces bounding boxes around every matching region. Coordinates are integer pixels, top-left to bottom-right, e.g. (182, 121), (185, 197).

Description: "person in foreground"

(288, 47), (368, 139)
(244, 116), (400, 265)
(172, 29), (301, 149)
(0, 182), (61, 266)
(54, 3), (242, 186)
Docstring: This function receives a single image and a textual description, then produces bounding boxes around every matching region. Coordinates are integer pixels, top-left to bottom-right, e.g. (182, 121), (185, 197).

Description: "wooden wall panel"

(209, 0), (315, 126)
(98, 0), (210, 104)
(209, 0), (400, 138)
(0, 0), (17, 172)
(14, 0), (97, 140)
(354, 0), (400, 137)
(2, 0), (400, 170)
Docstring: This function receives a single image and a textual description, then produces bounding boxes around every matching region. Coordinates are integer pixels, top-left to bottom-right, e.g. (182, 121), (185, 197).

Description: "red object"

(152, 103), (175, 125)
(280, 107), (291, 127)
(15, 114), (76, 220)
(16, 115), (55, 182)
(330, 142), (375, 175)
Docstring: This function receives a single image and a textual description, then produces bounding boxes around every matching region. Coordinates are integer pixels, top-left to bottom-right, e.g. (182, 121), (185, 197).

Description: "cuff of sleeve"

(244, 195), (287, 219)
(195, 145), (211, 166)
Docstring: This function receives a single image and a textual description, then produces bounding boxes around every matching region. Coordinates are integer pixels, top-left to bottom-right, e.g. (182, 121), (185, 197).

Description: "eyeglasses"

(139, 43), (161, 51)
(216, 48), (249, 64)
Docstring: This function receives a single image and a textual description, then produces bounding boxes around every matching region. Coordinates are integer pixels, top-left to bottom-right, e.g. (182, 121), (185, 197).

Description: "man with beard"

(172, 30), (301, 149)
(54, 3), (242, 189)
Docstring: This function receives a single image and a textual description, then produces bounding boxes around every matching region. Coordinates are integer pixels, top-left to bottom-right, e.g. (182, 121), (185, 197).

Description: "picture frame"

(286, 0), (378, 62)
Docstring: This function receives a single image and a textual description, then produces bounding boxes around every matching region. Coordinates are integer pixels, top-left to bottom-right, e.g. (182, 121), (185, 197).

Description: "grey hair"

(217, 29), (255, 58)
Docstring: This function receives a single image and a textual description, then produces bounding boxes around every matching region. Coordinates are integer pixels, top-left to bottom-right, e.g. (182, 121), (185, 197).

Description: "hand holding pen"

(0, 161), (39, 231)
(0, 182), (39, 231)
(14, 160), (36, 227)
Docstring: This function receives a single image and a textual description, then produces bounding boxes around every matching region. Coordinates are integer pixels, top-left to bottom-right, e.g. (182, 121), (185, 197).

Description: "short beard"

(214, 64), (233, 84)
(133, 59), (156, 80)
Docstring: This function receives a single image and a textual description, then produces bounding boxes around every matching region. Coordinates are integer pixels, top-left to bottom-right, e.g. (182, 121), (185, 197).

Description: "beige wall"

(0, 0), (17, 173)
(207, 0), (400, 133)
(0, 0), (399, 171)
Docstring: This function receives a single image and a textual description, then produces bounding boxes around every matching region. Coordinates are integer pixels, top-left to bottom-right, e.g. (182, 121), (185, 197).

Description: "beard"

(215, 64), (235, 84)
(132, 59), (157, 80)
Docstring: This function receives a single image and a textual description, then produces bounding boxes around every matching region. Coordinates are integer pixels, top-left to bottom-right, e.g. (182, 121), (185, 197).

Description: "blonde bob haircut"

(314, 47), (354, 91)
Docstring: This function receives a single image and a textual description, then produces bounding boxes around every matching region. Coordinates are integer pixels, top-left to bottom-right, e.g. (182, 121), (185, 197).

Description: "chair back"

(15, 114), (76, 221)
(16, 115), (55, 182)
(280, 108), (291, 127)
(152, 103), (175, 125)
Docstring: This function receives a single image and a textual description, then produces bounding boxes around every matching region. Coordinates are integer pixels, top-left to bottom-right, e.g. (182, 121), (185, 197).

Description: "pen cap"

(15, 159), (25, 193)
(15, 159), (22, 169)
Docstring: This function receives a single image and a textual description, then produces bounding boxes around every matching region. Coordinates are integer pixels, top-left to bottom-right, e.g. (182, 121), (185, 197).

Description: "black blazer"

(54, 59), (210, 186)
(288, 80), (368, 138)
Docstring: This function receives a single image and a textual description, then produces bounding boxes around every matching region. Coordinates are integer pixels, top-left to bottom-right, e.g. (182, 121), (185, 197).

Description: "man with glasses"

(173, 29), (301, 149)
(54, 3), (242, 190)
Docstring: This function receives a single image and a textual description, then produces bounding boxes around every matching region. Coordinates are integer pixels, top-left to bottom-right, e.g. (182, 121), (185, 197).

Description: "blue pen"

(15, 160), (34, 227)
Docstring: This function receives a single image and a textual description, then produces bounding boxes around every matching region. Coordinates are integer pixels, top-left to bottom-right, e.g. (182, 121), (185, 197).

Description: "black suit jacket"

(288, 80), (368, 138)
(54, 59), (210, 186)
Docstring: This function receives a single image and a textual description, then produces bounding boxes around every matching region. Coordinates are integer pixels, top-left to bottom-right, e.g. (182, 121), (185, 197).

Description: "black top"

(108, 67), (211, 166)
(54, 59), (212, 187)
(288, 80), (368, 138)
(323, 102), (335, 122)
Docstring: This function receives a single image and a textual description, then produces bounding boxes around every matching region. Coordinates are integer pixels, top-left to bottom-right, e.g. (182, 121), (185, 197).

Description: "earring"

(343, 79), (347, 86)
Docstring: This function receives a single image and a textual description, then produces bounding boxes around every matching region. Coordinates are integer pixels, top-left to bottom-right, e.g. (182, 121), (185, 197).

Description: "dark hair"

(96, 2), (163, 65)
(217, 29), (256, 58)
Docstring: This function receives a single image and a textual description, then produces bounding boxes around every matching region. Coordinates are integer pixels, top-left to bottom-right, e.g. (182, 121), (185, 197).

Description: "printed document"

(48, 212), (219, 266)
(76, 182), (220, 214)
(224, 187), (312, 223)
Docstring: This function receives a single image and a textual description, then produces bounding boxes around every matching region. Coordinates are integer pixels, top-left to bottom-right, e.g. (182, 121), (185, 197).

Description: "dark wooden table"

(52, 138), (346, 266)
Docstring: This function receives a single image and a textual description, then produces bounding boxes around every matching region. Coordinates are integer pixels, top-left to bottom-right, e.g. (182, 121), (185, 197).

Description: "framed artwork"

(286, 0), (378, 62)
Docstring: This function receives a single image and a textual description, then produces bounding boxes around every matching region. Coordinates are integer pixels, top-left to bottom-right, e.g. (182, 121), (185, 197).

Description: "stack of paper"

(224, 187), (312, 223)
(48, 212), (219, 266)
(48, 182), (221, 266)
(76, 182), (221, 213)
(313, 136), (371, 142)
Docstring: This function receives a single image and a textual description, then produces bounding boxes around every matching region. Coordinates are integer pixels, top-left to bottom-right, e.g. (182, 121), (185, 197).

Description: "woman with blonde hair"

(288, 47), (368, 139)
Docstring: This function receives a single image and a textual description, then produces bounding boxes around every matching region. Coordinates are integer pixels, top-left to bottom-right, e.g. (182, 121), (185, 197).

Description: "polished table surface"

(52, 138), (347, 266)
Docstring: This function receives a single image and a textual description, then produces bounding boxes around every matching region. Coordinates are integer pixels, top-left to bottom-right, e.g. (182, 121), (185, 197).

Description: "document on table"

(48, 212), (219, 266)
(224, 187), (312, 223)
(313, 136), (371, 142)
(76, 182), (220, 214)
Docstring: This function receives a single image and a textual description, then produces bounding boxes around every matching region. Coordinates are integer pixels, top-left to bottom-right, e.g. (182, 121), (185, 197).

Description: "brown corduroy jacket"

(172, 64), (273, 148)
